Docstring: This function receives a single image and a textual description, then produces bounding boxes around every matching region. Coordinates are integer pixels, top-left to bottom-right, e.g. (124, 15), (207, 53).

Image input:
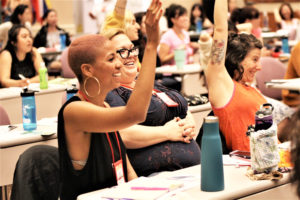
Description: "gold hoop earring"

(83, 76), (101, 98)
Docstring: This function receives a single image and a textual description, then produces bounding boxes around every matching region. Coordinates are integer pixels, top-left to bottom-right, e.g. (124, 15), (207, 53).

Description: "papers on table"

(78, 174), (200, 200)
(223, 155), (251, 167)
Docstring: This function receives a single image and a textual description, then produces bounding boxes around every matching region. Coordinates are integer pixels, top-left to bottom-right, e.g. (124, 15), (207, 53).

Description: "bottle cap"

(204, 116), (219, 123)
(20, 88), (35, 97)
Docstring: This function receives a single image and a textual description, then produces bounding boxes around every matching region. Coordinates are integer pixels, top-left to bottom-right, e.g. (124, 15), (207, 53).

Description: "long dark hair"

(165, 4), (187, 28)
(10, 4), (29, 24)
(230, 6), (259, 24)
(279, 3), (294, 20)
(3, 24), (33, 60)
(225, 33), (262, 81)
(190, 3), (204, 26)
(42, 9), (56, 21)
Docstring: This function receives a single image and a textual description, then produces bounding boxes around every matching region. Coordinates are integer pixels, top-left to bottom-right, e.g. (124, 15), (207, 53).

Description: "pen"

(130, 187), (169, 191)
(18, 74), (30, 84)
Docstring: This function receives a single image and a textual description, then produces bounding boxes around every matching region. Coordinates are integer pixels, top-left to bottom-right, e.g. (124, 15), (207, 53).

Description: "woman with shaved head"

(57, 0), (162, 199)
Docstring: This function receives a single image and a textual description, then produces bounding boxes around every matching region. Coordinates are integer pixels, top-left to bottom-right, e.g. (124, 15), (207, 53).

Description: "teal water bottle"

(282, 36), (290, 54)
(21, 88), (37, 131)
(39, 62), (48, 89)
(201, 116), (224, 191)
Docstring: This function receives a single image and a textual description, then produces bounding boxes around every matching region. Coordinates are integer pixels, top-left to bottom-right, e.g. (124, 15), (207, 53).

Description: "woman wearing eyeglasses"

(103, 31), (200, 177)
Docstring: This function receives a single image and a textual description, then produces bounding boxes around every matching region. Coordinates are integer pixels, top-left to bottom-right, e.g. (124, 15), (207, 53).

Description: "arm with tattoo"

(210, 39), (225, 65)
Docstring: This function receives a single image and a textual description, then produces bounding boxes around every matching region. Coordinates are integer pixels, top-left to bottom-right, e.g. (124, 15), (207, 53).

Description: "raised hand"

(145, 0), (163, 47)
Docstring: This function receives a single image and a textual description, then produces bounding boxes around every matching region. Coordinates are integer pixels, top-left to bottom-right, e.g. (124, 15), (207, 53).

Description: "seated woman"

(189, 3), (212, 32)
(57, 0), (162, 199)
(33, 9), (71, 70)
(277, 3), (299, 40)
(159, 4), (195, 65)
(104, 29), (200, 176)
(230, 6), (262, 40)
(205, 0), (291, 152)
(0, 24), (43, 87)
(0, 4), (32, 49)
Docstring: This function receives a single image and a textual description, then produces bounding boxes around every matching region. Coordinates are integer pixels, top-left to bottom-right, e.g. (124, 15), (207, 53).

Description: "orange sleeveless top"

(212, 81), (267, 151)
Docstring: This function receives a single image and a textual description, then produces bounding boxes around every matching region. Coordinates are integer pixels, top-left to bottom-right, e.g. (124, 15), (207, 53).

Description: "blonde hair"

(102, 28), (126, 40)
(101, 10), (135, 37)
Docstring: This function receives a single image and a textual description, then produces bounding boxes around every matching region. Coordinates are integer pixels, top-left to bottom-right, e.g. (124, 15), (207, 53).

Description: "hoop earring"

(83, 76), (101, 98)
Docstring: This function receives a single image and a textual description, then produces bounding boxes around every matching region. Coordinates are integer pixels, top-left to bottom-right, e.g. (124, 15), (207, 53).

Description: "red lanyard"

(78, 90), (123, 164)
(78, 90), (90, 102)
(105, 131), (123, 164)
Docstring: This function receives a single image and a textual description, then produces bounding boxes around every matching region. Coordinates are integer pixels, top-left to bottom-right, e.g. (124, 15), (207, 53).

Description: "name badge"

(156, 92), (179, 107)
(113, 159), (125, 185)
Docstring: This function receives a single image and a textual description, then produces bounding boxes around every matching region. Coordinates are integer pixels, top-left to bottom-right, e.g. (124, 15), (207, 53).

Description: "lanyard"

(105, 131), (123, 165)
(78, 90), (90, 102)
(78, 90), (123, 164)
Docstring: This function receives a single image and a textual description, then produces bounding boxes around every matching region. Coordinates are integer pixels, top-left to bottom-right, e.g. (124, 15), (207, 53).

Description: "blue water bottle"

(282, 36), (289, 54)
(60, 33), (66, 50)
(196, 18), (202, 33)
(21, 88), (37, 131)
(201, 116), (224, 191)
(66, 85), (78, 101)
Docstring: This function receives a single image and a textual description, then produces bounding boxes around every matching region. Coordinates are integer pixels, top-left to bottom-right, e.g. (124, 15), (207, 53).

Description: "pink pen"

(131, 187), (169, 191)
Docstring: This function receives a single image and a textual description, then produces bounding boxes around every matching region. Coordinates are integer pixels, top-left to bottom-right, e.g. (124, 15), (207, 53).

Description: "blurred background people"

(189, 3), (212, 32)
(0, 4), (32, 49)
(0, 24), (43, 87)
(277, 2), (299, 40)
(33, 9), (71, 70)
(89, 0), (116, 33)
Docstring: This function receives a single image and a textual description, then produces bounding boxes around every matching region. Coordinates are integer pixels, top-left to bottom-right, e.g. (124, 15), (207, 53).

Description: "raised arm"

(65, 0), (163, 133)
(205, 0), (233, 108)
(101, 0), (127, 32)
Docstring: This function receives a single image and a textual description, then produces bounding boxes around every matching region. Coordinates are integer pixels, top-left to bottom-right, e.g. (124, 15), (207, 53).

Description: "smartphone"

(229, 150), (251, 159)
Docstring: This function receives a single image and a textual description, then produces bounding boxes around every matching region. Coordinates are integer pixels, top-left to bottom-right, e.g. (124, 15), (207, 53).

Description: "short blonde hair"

(101, 10), (135, 37)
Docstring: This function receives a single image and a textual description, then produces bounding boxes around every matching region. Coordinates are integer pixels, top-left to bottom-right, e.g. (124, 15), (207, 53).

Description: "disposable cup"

(174, 49), (186, 69)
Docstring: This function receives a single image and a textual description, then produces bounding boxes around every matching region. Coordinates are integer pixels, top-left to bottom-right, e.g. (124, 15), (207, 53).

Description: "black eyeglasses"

(116, 46), (139, 59)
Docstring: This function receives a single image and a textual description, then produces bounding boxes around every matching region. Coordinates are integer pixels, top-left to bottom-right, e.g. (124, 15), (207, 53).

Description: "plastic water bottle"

(282, 36), (290, 54)
(201, 116), (224, 191)
(39, 62), (48, 89)
(60, 33), (66, 50)
(66, 84), (78, 100)
(21, 88), (37, 131)
(196, 18), (202, 33)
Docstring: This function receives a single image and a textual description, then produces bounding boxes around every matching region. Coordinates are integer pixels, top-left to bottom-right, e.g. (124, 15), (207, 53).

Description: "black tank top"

(58, 96), (128, 200)
(10, 51), (36, 80)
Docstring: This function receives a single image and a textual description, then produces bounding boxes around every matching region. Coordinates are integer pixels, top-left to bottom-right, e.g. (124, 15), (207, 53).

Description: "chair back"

(61, 47), (76, 78)
(256, 57), (287, 100)
(0, 105), (10, 125)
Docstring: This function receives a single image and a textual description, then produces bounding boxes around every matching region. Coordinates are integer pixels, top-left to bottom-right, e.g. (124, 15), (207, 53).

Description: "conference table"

(0, 119), (58, 186)
(77, 162), (296, 200)
(0, 79), (77, 124)
(156, 64), (204, 96)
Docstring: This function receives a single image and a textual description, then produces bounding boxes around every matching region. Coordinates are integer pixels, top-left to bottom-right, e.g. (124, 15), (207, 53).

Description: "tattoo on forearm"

(210, 39), (225, 65)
